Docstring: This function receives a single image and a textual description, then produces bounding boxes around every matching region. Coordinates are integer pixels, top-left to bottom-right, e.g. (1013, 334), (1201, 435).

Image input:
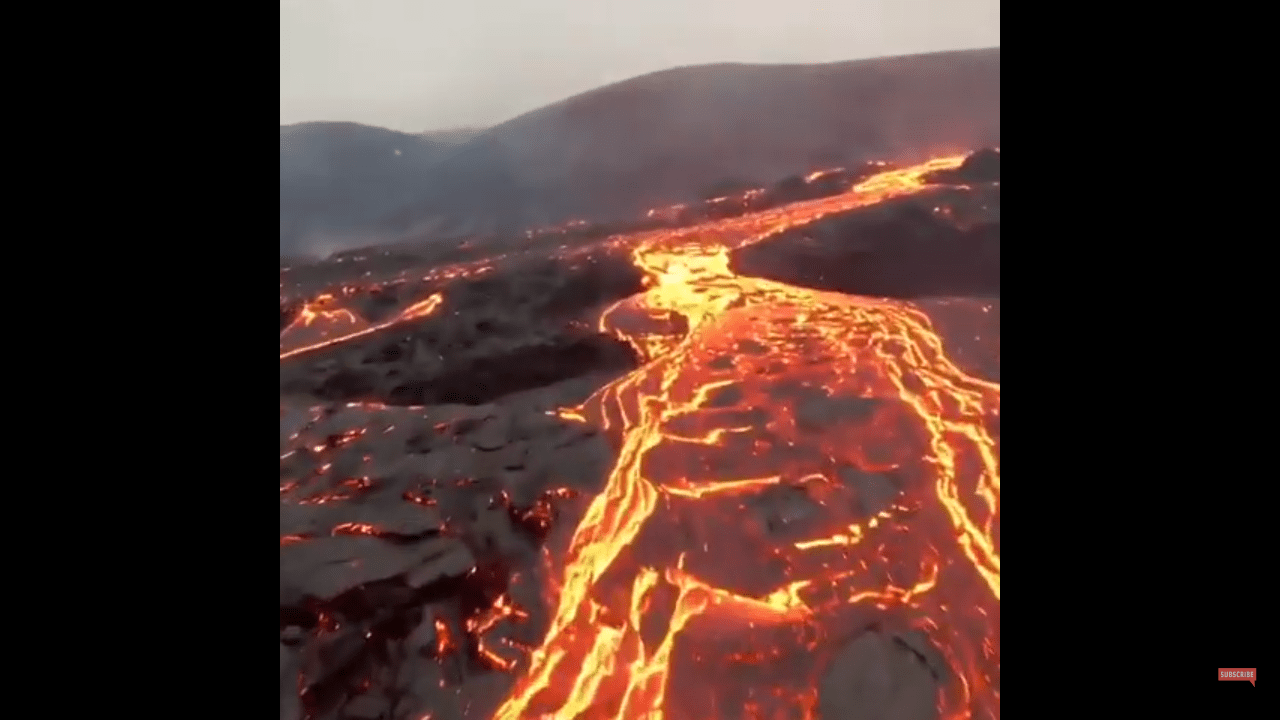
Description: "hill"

(378, 47), (999, 240)
(279, 122), (482, 255)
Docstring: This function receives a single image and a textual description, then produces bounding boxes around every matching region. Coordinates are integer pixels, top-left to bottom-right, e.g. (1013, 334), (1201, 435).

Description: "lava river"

(490, 156), (999, 720)
(281, 155), (1000, 720)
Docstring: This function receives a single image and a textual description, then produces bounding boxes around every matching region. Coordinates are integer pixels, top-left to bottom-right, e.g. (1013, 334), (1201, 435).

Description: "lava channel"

(491, 156), (1000, 720)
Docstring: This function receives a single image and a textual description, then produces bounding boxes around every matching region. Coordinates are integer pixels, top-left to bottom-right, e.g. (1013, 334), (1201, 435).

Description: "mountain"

(279, 122), (482, 255)
(377, 47), (999, 240)
(421, 127), (483, 145)
(281, 48), (999, 256)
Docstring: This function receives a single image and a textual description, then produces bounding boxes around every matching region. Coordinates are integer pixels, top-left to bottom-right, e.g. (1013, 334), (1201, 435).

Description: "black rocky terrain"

(280, 150), (1001, 720)
(733, 179), (999, 302)
(281, 252), (647, 408)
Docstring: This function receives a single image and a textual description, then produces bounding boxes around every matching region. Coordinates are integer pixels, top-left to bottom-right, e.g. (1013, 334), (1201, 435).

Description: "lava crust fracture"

(280, 153), (1001, 720)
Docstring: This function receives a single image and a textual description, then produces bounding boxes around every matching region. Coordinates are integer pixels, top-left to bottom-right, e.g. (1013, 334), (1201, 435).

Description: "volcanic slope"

(279, 151), (1000, 720)
(280, 122), (482, 255)
(378, 48), (999, 239)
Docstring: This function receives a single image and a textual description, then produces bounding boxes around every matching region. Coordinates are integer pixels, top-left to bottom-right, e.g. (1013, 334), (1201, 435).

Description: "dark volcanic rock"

(771, 174), (811, 204)
(299, 624), (372, 716)
(837, 465), (901, 518)
(795, 387), (880, 431)
(818, 630), (941, 720)
(804, 169), (854, 197)
(731, 189), (1000, 300)
(282, 300), (301, 330)
(358, 284), (405, 323)
(405, 542), (477, 589)
(280, 536), (474, 606)
(281, 645), (302, 718)
(315, 368), (381, 400)
(924, 148), (1000, 185)
(909, 297), (1000, 383)
(386, 333), (638, 406)
(282, 249), (647, 407)
(280, 500), (447, 540)
(469, 415), (511, 451)
(342, 693), (390, 720)
(760, 165), (867, 206)
(280, 133), (1002, 719)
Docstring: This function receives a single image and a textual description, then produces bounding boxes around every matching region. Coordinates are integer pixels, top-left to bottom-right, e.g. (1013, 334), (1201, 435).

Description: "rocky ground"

(280, 158), (892, 292)
(280, 151), (1000, 720)
(280, 396), (613, 720)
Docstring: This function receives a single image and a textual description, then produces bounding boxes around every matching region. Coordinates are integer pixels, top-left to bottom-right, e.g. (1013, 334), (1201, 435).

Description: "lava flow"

(492, 156), (999, 720)
(280, 292), (445, 361)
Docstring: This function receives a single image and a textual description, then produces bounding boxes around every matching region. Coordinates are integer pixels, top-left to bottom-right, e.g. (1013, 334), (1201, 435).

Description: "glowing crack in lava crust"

(280, 292), (445, 361)
(490, 156), (999, 720)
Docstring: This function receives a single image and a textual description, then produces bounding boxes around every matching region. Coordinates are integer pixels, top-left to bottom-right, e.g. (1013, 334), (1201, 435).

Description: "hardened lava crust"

(279, 150), (1000, 720)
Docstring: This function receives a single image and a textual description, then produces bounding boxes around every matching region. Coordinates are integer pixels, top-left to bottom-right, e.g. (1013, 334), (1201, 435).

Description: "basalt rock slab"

(280, 535), (476, 605)
(818, 630), (941, 720)
(924, 148), (1000, 185)
(730, 189), (1000, 301)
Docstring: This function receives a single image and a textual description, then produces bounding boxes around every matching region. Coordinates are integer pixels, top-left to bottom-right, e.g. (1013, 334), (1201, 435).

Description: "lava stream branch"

(490, 155), (1000, 720)
(280, 291), (445, 361)
(277, 155), (999, 720)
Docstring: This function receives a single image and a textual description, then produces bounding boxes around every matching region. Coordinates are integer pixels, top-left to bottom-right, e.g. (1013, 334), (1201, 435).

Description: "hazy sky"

(281, 0), (1000, 133)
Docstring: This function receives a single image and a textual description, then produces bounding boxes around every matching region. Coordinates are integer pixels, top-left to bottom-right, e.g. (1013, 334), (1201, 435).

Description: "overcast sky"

(281, 0), (1000, 133)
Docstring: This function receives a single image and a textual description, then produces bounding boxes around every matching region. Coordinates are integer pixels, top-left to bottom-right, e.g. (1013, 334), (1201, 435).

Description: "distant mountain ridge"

(378, 48), (999, 242)
(281, 47), (999, 256)
(279, 122), (482, 254)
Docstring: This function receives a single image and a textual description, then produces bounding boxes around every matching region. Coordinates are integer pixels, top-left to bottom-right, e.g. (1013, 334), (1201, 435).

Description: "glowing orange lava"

(286, 293), (363, 330)
(491, 156), (999, 720)
(279, 155), (999, 719)
(280, 292), (445, 361)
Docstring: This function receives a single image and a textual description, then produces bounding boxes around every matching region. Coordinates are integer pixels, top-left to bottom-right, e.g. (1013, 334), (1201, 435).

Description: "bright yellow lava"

(492, 156), (1000, 720)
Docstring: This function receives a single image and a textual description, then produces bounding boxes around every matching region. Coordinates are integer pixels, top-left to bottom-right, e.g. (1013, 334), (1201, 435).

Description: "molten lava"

(281, 293), (371, 351)
(280, 292), (445, 361)
(281, 155), (999, 719)
(492, 155), (999, 720)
